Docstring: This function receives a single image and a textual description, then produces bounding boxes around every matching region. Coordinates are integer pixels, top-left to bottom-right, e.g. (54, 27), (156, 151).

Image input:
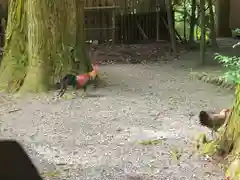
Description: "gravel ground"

(0, 60), (233, 180)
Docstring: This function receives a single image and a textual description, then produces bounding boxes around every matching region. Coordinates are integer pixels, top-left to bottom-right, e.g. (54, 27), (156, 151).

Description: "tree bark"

(0, 0), (91, 93)
(0, 0), (28, 92)
(215, 85), (240, 179)
(20, 0), (49, 92)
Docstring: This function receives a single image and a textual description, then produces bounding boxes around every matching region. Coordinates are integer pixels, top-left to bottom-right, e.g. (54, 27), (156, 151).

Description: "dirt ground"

(0, 53), (234, 180)
(1, 41), (240, 179)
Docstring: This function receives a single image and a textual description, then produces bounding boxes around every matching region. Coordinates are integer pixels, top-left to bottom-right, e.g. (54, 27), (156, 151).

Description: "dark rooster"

(199, 109), (231, 132)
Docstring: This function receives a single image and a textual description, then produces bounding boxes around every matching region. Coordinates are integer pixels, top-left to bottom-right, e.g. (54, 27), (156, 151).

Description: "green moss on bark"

(0, 0), (27, 92)
(219, 85), (240, 150)
(204, 85), (240, 179)
(20, 0), (49, 93)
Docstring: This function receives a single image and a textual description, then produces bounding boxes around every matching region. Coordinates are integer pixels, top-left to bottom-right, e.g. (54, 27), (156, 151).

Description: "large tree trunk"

(215, 85), (240, 179)
(0, 0), (91, 93)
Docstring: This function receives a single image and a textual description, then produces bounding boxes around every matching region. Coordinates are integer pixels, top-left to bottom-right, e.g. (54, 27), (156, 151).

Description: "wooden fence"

(84, 0), (170, 44)
(115, 12), (169, 44)
(0, 0), (170, 46)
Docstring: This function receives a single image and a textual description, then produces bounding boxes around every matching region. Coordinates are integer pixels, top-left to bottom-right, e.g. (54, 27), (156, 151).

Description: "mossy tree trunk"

(0, 0), (28, 92)
(0, 0), (91, 93)
(20, 0), (50, 92)
(213, 85), (240, 178)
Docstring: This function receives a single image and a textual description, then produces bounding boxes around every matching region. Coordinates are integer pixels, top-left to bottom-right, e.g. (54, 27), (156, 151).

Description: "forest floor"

(0, 43), (238, 180)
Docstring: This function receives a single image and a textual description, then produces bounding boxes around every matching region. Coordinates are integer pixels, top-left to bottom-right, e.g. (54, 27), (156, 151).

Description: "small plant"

(170, 147), (182, 161)
(214, 52), (240, 84)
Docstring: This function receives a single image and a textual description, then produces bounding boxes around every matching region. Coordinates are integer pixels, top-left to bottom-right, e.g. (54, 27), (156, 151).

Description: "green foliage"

(170, 148), (182, 161)
(234, 29), (240, 34)
(202, 140), (220, 156)
(174, 0), (210, 41)
(215, 53), (240, 84)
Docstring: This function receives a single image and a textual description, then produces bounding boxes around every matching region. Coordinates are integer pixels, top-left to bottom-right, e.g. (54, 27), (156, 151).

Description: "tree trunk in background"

(215, 0), (231, 37)
(0, 0), (91, 93)
(208, 0), (218, 50)
(200, 0), (206, 65)
(0, 0), (8, 21)
(189, 0), (196, 43)
(166, 0), (177, 56)
(183, 0), (187, 42)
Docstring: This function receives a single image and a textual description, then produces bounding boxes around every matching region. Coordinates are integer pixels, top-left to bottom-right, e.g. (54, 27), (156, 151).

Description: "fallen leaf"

(41, 170), (60, 177)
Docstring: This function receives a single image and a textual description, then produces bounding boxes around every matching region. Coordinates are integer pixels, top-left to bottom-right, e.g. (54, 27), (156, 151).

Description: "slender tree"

(208, 0), (218, 50)
(166, 0), (177, 56)
(189, 0), (197, 43)
(199, 0), (206, 64)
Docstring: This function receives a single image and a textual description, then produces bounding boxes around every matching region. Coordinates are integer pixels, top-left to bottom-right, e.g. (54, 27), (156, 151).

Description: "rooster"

(199, 108), (231, 132)
(56, 64), (99, 97)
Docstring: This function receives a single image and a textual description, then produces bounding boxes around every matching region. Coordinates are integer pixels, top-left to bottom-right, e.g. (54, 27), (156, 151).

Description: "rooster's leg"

(81, 85), (88, 97)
